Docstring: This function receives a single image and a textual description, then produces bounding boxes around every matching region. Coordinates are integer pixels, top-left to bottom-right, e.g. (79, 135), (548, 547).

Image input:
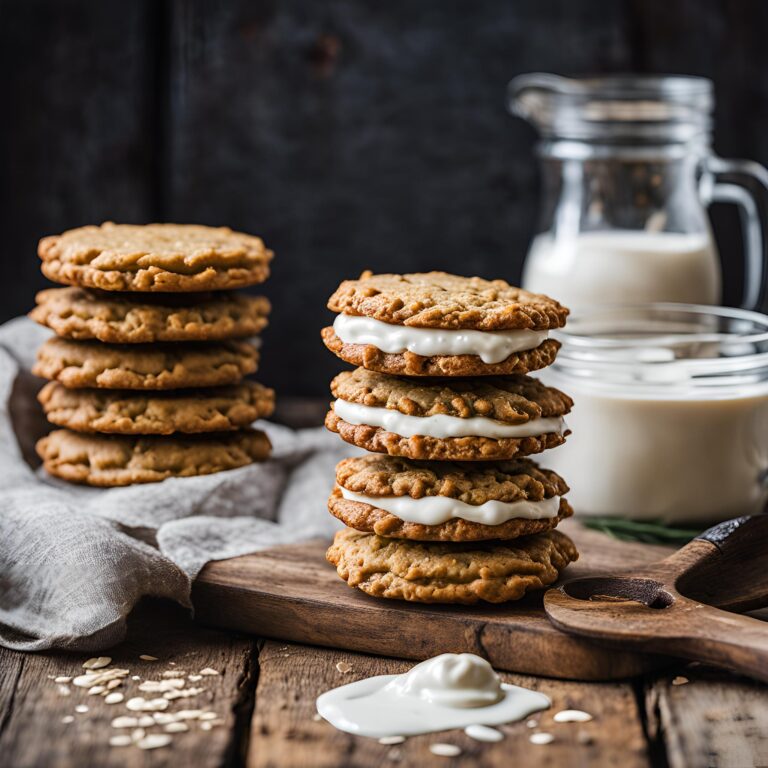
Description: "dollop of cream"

(340, 487), (561, 525)
(333, 314), (548, 364)
(316, 653), (551, 738)
(384, 654), (503, 708)
(333, 399), (566, 440)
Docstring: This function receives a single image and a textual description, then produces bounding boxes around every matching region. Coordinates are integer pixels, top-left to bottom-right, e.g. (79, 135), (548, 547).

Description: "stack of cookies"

(30, 222), (275, 486)
(321, 271), (578, 604)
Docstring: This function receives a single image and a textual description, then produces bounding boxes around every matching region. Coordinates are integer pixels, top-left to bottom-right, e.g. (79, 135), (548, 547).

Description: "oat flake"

(379, 736), (405, 745)
(136, 733), (173, 749)
(82, 656), (112, 670)
(164, 721), (189, 733)
(429, 743), (462, 757)
(111, 716), (139, 728)
(554, 709), (594, 723)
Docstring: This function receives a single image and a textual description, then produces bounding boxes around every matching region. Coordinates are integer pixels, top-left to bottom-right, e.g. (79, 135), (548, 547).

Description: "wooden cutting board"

(192, 520), (674, 681)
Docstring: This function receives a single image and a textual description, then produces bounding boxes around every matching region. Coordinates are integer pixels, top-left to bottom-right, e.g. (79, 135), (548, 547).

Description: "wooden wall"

(3, 0), (768, 395)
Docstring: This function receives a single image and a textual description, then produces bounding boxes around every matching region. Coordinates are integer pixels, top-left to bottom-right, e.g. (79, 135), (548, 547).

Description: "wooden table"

(3, 401), (767, 766)
(1, 598), (767, 768)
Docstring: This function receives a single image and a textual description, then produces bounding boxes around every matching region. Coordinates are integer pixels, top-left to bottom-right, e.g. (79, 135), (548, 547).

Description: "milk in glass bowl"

(539, 304), (768, 525)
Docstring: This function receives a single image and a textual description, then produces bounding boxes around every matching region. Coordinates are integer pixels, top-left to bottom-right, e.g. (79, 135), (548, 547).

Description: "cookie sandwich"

(322, 271), (567, 377)
(322, 270), (578, 605)
(31, 222), (275, 486)
(328, 454), (573, 542)
(326, 368), (572, 461)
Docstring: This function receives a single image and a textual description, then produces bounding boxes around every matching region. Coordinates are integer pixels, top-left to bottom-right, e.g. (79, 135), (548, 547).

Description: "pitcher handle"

(701, 155), (768, 310)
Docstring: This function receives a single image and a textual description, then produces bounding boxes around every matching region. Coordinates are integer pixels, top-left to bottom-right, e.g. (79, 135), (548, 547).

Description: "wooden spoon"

(544, 516), (768, 682)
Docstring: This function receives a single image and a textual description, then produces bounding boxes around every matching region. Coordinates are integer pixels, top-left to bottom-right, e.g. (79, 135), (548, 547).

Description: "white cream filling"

(316, 653), (550, 738)
(333, 399), (565, 440)
(333, 314), (549, 364)
(340, 487), (561, 525)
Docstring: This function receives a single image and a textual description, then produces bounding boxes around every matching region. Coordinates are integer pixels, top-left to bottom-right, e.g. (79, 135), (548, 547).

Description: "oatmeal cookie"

(327, 271), (568, 331)
(326, 527), (579, 604)
(30, 287), (270, 343)
(334, 454), (569, 505)
(34, 337), (258, 390)
(321, 327), (560, 376)
(38, 380), (274, 435)
(36, 428), (272, 486)
(39, 222), (272, 292)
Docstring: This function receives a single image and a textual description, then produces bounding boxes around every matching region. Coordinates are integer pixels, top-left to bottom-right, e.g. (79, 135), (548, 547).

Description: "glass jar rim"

(551, 303), (768, 392)
(508, 73), (713, 144)
(511, 74), (713, 103)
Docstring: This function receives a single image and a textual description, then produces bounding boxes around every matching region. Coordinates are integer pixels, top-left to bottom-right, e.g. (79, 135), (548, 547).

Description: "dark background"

(3, 0), (768, 396)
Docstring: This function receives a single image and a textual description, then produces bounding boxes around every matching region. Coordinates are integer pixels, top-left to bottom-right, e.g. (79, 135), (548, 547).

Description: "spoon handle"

(658, 604), (768, 684)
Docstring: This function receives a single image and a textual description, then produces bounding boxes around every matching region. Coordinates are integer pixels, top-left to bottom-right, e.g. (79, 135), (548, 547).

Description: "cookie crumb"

(672, 676), (689, 686)
(335, 662), (352, 674)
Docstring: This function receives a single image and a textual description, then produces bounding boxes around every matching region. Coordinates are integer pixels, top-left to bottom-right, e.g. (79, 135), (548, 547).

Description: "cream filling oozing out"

(339, 487), (561, 525)
(333, 399), (566, 440)
(333, 314), (549, 364)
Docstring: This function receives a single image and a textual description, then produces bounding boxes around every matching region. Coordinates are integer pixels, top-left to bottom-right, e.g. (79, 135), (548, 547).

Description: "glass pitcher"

(508, 74), (768, 310)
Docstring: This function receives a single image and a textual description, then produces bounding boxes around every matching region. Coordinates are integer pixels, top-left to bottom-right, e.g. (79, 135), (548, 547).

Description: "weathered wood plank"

(248, 640), (649, 768)
(645, 668), (768, 768)
(194, 521), (673, 681)
(0, 600), (256, 768)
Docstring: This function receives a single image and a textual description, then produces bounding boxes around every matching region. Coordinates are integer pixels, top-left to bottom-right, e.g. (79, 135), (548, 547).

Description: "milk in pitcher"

(523, 230), (721, 309)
